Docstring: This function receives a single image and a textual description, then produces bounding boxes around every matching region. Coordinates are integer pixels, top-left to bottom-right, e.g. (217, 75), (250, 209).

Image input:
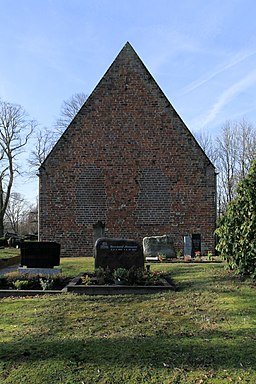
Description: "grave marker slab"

(94, 238), (144, 271)
(20, 242), (60, 268)
(184, 235), (192, 256)
(143, 235), (176, 259)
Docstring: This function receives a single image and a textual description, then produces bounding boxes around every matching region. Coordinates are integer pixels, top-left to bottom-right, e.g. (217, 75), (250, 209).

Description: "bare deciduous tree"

(5, 192), (28, 234)
(21, 201), (38, 235)
(28, 128), (55, 173)
(195, 131), (218, 164)
(196, 119), (256, 216)
(216, 121), (239, 207)
(236, 118), (256, 179)
(0, 99), (35, 236)
(216, 119), (256, 212)
(29, 93), (88, 175)
(55, 92), (87, 134)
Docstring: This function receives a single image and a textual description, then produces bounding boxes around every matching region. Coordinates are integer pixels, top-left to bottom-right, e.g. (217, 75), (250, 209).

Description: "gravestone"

(143, 235), (176, 259)
(184, 235), (192, 256)
(93, 221), (105, 245)
(192, 234), (201, 256)
(20, 242), (61, 268)
(94, 238), (144, 271)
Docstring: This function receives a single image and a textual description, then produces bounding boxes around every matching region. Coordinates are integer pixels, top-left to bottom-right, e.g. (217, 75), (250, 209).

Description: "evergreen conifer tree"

(216, 160), (256, 277)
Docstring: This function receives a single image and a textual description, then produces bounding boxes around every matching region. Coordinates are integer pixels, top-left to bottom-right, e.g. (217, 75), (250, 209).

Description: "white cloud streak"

(193, 68), (256, 130)
(180, 49), (256, 95)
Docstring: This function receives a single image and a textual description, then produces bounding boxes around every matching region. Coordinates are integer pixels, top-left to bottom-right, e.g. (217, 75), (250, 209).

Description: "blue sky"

(1, 0), (256, 202)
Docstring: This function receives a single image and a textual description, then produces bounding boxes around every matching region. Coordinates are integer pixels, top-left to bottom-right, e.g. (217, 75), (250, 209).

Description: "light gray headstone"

(184, 235), (192, 256)
(143, 235), (176, 259)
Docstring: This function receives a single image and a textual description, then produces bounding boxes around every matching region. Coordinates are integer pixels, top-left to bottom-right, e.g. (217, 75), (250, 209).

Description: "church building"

(39, 42), (216, 257)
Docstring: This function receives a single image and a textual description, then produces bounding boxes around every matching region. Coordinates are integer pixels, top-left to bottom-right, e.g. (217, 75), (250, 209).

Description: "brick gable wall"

(39, 43), (216, 257)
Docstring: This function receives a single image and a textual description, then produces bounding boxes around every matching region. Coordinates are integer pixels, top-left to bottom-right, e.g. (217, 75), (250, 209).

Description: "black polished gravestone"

(94, 238), (144, 271)
(20, 242), (60, 268)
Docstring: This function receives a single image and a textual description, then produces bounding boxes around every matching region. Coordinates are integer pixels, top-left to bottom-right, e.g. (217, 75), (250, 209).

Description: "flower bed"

(0, 271), (69, 291)
(65, 267), (175, 295)
(0, 266), (176, 296)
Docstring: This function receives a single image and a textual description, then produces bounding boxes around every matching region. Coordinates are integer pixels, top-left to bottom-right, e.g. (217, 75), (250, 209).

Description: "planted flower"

(113, 268), (129, 284)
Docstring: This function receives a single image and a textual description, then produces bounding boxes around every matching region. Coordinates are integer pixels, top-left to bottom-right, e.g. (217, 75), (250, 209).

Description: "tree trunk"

(0, 213), (4, 237)
(0, 180), (3, 237)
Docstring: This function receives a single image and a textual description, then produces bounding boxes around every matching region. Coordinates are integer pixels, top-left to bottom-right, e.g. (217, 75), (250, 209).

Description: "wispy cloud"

(192, 68), (256, 130)
(139, 26), (200, 74)
(180, 49), (256, 95)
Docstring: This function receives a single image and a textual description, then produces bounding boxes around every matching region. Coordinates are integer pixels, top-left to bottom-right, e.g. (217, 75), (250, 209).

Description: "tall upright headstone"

(94, 238), (144, 271)
(184, 235), (192, 256)
(93, 221), (105, 246)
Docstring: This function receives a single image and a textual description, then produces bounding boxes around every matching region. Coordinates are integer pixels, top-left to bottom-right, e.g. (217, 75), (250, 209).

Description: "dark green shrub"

(113, 267), (129, 283)
(0, 237), (8, 247)
(95, 266), (113, 284)
(216, 160), (256, 277)
(49, 274), (69, 288)
(0, 275), (8, 288)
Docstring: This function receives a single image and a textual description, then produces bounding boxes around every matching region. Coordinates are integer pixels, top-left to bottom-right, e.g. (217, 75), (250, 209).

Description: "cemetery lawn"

(0, 260), (255, 384)
(0, 248), (19, 260)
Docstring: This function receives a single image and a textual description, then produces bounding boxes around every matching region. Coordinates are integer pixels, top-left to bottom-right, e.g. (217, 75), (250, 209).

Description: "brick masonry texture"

(39, 42), (217, 257)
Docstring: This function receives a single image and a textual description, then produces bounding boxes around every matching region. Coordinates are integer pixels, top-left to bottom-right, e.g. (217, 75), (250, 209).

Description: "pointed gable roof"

(40, 42), (214, 170)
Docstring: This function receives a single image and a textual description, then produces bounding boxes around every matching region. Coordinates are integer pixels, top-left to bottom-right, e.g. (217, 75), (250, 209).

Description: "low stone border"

(64, 273), (175, 295)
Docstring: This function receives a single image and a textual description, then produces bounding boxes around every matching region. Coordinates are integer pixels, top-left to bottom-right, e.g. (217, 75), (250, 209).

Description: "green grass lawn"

(0, 248), (19, 260)
(60, 256), (94, 276)
(0, 259), (255, 383)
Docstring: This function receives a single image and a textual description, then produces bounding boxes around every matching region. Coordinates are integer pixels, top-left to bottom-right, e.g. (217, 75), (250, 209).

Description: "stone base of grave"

(145, 256), (159, 262)
(18, 267), (62, 276)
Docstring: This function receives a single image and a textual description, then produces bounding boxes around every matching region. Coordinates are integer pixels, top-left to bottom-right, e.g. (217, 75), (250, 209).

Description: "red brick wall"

(39, 43), (216, 257)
